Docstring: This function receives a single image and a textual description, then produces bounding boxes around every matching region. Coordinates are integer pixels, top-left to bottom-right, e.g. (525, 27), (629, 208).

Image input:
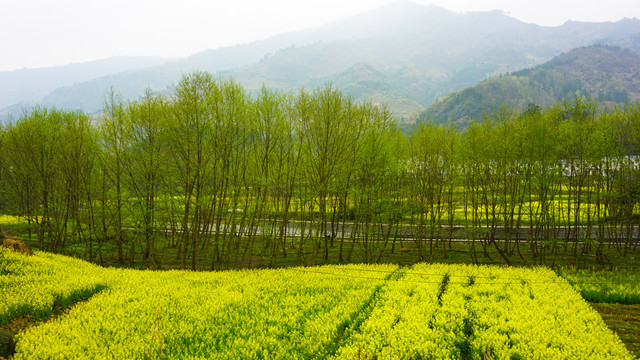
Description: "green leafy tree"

(121, 88), (169, 267)
(99, 89), (129, 263)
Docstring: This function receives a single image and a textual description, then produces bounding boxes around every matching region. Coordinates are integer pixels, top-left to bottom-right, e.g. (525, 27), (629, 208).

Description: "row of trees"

(0, 71), (639, 269)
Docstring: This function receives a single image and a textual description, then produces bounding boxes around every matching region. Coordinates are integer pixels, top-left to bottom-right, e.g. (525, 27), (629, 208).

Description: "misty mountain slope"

(226, 3), (640, 120)
(328, 62), (424, 120)
(0, 56), (170, 110)
(418, 46), (640, 128)
(607, 31), (640, 53)
(3, 1), (640, 122)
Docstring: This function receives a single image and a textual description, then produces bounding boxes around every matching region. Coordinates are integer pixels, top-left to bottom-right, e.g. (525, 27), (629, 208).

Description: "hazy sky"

(2, 0), (639, 72)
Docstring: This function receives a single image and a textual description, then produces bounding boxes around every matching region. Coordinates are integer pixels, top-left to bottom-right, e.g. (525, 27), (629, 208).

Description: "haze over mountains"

(0, 56), (170, 111)
(2, 1), (640, 123)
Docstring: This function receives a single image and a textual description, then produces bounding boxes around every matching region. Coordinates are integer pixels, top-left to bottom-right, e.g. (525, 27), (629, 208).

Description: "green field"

(0, 247), (634, 359)
(558, 268), (640, 305)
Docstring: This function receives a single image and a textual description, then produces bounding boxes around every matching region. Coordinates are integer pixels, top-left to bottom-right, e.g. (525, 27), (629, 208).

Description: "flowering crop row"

(4, 247), (397, 359)
(464, 266), (631, 359)
(333, 264), (633, 360)
(1, 248), (633, 359)
(0, 248), (107, 324)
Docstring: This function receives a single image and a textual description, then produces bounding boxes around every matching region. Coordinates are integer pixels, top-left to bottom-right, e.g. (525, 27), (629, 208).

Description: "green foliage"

(1, 106), (96, 252)
(2, 71), (640, 270)
(558, 268), (640, 304)
(0, 248), (8, 276)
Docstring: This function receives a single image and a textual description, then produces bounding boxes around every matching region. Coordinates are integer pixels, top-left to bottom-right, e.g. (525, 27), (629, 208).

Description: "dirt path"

(0, 298), (94, 359)
(591, 303), (640, 358)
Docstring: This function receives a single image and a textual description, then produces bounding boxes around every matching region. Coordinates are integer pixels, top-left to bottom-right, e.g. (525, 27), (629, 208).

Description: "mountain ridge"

(418, 45), (640, 127)
(0, 56), (171, 111)
(2, 2), (640, 122)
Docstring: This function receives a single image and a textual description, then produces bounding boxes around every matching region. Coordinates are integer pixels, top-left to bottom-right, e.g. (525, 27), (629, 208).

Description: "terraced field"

(0, 248), (633, 359)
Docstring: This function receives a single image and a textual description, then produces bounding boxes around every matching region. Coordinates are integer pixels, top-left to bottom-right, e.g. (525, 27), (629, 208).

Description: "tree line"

(1, 71), (639, 269)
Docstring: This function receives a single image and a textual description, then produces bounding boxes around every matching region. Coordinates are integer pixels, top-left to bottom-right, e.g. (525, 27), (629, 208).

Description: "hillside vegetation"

(419, 46), (640, 127)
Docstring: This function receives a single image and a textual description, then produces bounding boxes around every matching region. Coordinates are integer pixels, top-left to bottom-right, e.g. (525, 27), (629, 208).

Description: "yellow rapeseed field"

(0, 248), (632, 359)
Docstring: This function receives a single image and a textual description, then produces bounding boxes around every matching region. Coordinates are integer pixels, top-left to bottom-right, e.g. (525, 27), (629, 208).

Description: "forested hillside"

(419, 46), (640, 127)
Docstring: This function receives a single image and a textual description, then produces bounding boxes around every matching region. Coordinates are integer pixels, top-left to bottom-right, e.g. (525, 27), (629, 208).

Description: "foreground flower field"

(0, 248), (633, 359)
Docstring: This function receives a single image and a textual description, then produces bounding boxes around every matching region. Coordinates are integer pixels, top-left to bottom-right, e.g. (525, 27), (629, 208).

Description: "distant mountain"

(3, 1), (640, 122)
(0, 19), (364, 119)
(0, 56), (170, 111)
(223, 2), (640, 120)
(418, 46), (640, 127)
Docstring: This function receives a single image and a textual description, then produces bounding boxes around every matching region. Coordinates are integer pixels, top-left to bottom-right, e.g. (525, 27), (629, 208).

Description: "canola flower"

(332, 264), (632, 360)
(0, 248), (634, 359)
(0, 248), (107, 324)
(4, 248), (397, 359)
(465, 266), (631, 359)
